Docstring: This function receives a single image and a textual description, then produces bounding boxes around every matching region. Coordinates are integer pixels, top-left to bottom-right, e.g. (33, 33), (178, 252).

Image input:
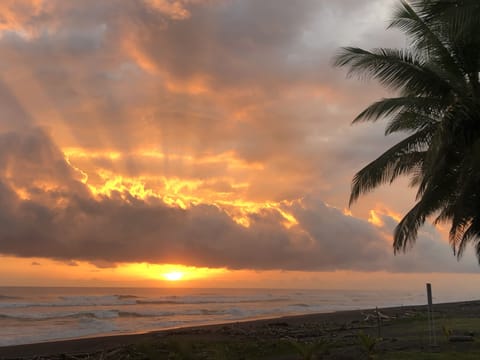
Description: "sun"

(117, 263), (227, 283)
(163, 271), (184, 281)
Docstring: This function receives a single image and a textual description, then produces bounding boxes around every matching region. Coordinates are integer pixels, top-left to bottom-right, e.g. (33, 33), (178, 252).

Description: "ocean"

(0, 286), (474, 346)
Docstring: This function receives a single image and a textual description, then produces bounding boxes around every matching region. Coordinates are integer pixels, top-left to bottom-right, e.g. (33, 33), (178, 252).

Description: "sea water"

(0, 287), (475, 346)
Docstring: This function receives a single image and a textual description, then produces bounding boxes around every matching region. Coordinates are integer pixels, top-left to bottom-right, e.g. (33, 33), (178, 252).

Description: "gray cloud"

(0, 1), (473, 274)
(0, 0), (401, 158)
(0, 128), (476, 273)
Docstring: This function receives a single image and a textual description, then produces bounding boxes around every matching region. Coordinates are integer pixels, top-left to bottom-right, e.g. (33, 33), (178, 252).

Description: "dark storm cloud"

(0, 128), (476, 273)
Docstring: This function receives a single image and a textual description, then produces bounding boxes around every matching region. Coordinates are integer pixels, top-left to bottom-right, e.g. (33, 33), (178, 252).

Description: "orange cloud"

(368, 209), (384, 227)
(144, 0), (214, 20)
(0, 0), (475, 280)
(123, 37), (160, 75)
(0, 0), (46, 37)
(61, 147), (299, 228)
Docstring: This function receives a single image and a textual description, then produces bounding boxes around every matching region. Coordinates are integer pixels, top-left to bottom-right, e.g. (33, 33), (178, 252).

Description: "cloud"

(0, 1), (474, 275)
(144, 0), (216, 20)
(0, 128), (476, 273)
(0, 0), (399, 156)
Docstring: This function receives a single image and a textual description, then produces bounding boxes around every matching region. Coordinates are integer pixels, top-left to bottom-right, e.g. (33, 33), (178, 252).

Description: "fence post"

(426, 283), (437, 346)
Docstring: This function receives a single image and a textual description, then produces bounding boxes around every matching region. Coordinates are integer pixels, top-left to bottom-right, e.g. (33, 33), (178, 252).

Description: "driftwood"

(448, 335), (474, 342)
(362, 311), (393, 322)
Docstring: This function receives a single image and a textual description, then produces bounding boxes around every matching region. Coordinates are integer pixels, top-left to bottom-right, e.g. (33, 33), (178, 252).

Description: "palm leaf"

(349, 126), (433, 205)
(385, 110), (437, 135)
(389, 0), (466, 81)
(352, 96), (442, 123)
(334, 47), (453, 96)
(336, 0), (480, 262)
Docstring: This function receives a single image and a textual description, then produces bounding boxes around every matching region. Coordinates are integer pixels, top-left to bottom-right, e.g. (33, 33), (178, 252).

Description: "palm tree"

(334, 0), (480, 260)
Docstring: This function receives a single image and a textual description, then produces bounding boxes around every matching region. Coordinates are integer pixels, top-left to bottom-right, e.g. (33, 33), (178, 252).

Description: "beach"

(1, 0), (480, 358)
(1, 287), (439, 347)
(2, 299), (480, 359)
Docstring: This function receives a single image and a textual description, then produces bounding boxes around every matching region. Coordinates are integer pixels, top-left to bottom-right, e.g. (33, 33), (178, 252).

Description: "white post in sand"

(426, 283), (437, 346)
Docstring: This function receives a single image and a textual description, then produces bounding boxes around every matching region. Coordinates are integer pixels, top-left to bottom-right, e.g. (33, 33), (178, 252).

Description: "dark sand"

(2, 300), (480, 359)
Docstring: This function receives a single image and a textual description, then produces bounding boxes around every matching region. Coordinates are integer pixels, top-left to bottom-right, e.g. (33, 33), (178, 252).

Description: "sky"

(0, 0), (479, 292)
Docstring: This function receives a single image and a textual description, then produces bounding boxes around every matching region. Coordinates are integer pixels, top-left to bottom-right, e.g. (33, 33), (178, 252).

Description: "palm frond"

(393, 201), (428, 252)
(349, 127), (433, 205)
(337, 0), (480, 263)
(385, 110), (437, 135)
(352, 96), (442, 123)
(394, 179), (450, 252)
(455, 220), (480, 258)
(389, 0), (466, 80)
(418, 0), (480, 41)
(334, 47), (453, 96)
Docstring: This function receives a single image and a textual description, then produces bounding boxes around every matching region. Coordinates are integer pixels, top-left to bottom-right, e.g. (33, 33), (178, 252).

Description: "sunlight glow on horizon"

(163, 271), (184, 281)
(120, 263), (228, 283)
(3, 255), (480, 293)
(0, 256), (234, 286)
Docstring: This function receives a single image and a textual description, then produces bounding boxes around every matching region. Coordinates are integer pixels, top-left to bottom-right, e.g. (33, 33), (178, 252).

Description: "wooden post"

(375, 306), (382, 338)
(426, 283), (437, 346)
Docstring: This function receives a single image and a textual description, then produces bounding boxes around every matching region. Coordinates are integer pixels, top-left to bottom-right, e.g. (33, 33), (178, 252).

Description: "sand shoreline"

(1, 299), (480, 359)
(0, 312), (336, 358)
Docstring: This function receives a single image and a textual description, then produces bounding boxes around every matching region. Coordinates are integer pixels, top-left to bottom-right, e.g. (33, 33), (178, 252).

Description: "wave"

(0, 294), (290, 309)
(0, 305), (283, 322)
(0, 295), (139, 309)
(116, 294), (140, 300)
(58, 295), (139, 306)
(137, 296), (290, 305)
(185, 309), (225, 316)
(289, 303), (310, 308)
(0, 309), (177, 321)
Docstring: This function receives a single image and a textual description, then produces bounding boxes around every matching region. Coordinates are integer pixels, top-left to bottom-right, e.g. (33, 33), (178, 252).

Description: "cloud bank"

(0, 128), (476, 273)
(0, 0), (476, 273)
